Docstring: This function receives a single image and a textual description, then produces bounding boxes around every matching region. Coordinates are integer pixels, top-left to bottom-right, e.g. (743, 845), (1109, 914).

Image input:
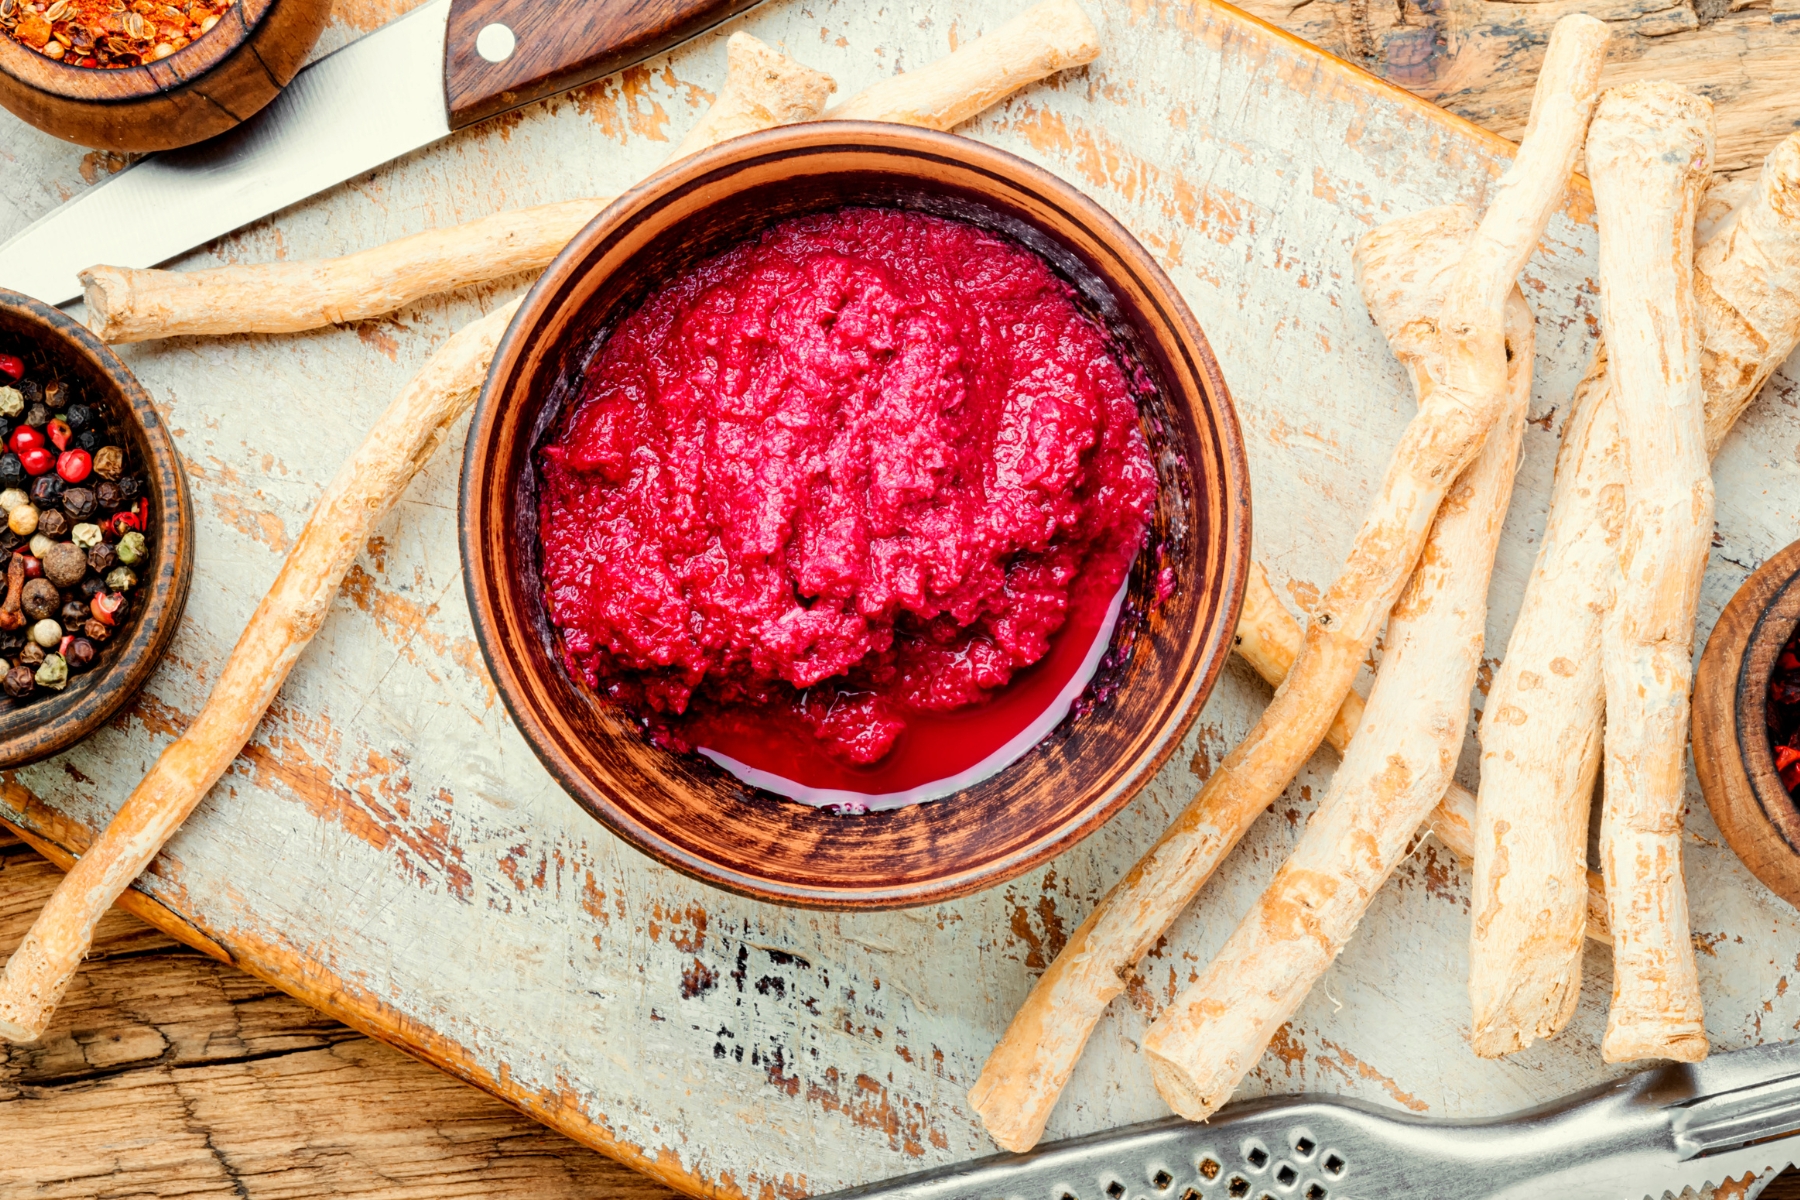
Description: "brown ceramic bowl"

(461, 123), (1250, 909)
(1694, 539), (1800, 912)
(0, 291), (191, 767)
(0, 0), (331, 151)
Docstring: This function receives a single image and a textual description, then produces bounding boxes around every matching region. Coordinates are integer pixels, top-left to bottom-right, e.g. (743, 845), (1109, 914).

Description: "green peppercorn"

(70, 522), (101, 549)
(2, 664), (31, 697)
(115, 530), (146, 565)
(105, 566), (136, 592)
(34, 653), (66, 690)
(0, 387), (21, 419)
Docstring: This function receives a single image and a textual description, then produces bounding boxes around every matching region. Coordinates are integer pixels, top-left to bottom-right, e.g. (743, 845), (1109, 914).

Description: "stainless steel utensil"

(822, 1040), (1800, 1200)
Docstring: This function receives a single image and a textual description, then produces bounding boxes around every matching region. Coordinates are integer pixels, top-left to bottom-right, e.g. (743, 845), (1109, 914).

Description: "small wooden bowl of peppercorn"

(0, 290), (189, 769)
(0, 0), (331, 152)
(1694, 539), (1800, 912)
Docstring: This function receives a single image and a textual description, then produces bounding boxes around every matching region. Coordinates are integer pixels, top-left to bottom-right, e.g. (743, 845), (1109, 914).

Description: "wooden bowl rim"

(1694, 538), (1800, 910)
(0, 290), (193, 768)
(0, 0), (270, 101)
(461, 122), (1250, 908)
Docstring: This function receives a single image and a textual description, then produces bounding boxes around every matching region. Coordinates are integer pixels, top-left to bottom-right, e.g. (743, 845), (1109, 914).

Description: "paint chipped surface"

(0, 0), (1797, 1197)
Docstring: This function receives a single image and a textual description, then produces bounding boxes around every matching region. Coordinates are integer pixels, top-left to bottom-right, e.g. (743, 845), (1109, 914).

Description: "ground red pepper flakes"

(1768, 627), (1800, 794)
(1, 0), (232, 68)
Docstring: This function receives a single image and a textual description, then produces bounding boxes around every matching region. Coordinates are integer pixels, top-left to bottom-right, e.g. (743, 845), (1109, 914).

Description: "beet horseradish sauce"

(535, 207), (1157, 812)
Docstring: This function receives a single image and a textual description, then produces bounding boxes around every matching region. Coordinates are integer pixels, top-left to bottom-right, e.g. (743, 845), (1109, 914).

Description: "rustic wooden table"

(4, 0), (1800, 1196)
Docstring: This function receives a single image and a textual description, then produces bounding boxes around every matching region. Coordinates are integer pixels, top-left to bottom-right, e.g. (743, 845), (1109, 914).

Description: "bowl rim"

(0, 0), (271, 100)
(0, 289), (193, 768)
(460, 121), (1251, 908)
(1695, 537), (1800, 910)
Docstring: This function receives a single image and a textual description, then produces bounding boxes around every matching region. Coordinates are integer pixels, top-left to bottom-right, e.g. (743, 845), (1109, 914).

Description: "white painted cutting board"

(2, 0), (1798, 1195)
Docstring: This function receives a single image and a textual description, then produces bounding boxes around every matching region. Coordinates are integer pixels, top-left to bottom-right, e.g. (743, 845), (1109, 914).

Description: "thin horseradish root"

(79, 33), (835, 343)
(82, 0), (1102, 345)
(1141, 211), (1534, 1120)
(1470, 133), (1800, 1059)
(1231, 562), (1612, 945)
(1589, 82), (1715, 1064)
(966, 13), (1608, 1154)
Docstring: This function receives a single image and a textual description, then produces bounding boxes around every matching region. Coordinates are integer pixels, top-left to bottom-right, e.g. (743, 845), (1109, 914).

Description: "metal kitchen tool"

(820, 1040), (1800, 1200)
(0, 0), (762, 305)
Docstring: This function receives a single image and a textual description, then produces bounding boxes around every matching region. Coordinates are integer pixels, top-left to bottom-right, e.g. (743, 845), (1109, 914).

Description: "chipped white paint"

(1, 0), (1797, 1195)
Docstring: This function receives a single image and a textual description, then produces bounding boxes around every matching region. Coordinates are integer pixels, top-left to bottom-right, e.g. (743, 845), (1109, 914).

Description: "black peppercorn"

(16, 380), (39, 406)
(74, 429), (99, 454)
(0, 454), (23, 490)
(78, 575), (104, 600)
(86, 542), (114, 574)
(18, 642), (44, 667)
(62, 488), (95, 521)
(29, 474), (61, 507)
(3, 665), (32, 698)
(22, 403), (48, 429)
(0, 530), (21, 555)
(0, 631), (23, 655)
(94, 481), (121, 511)
(64, 403), (92, 432)
(60, 599), (87, 627)
(117, 476), (141, 502)
(35, 509), (67, 539)
(64, 637), (96, 673)
(82, 618), (110, 643)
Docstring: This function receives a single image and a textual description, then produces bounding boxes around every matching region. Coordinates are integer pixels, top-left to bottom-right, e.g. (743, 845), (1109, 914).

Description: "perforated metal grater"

(817, 1040), (1800, 1200)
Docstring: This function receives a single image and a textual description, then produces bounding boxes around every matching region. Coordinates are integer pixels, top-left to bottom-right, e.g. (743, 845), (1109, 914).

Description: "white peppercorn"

(105, 566), (137, 592)
(30, 618), (60, 649)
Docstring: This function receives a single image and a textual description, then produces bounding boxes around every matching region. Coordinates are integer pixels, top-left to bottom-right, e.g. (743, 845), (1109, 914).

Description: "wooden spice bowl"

(0, 290), (191, 768)
(0, 0), (331, 152)
(1694, 539), (1800, 911)
(460, 123), (1250, 909)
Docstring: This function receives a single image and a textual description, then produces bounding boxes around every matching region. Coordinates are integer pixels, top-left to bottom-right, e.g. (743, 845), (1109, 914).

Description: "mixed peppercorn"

(0, 352), (150, 701)
(1769, 626), (1800, 795)
(1, 0), (232, 67)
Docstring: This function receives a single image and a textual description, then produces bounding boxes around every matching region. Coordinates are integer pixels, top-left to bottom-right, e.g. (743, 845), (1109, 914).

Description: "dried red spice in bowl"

(1, 0), (231, 66)
(1769, 624), (1800, 794)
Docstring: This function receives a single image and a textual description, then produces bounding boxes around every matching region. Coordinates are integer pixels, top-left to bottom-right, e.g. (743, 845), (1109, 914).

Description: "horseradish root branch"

(0, 298), (519, 1043)
(80, 33), (833, 344)
(826, 0), (1097, 129)
(1231, 564), (1611, 945)
(1141, 209), (1535, 1121)
(1589, 82), (1715, 1064)
(966, 14), (1606, 1153)
(1471, 120), (1800, 1064)
(82, 0), (1100, 345)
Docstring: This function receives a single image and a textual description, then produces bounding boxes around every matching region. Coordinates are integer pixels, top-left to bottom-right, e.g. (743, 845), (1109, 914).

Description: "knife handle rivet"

(476, 22), (516, 63)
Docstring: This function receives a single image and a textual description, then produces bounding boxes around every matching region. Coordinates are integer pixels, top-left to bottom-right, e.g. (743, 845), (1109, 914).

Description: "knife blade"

(0, 0), (763, 306)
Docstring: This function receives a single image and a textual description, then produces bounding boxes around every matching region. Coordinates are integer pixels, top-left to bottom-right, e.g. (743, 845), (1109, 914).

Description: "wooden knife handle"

(444, 0), (763, 130)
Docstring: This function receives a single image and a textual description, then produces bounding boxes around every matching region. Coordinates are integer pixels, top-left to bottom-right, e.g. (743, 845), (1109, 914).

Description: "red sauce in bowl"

(536, 207), (1155, 806)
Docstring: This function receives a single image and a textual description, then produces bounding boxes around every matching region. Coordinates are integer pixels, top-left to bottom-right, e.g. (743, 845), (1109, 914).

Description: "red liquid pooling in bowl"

(535, 206), (1156, 806)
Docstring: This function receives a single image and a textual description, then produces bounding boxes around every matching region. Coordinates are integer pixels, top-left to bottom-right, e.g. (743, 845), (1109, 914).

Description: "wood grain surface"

(0, 827), (683, 1200)
(3, 0), (1800, 1196)
(444, 0), (764, 128)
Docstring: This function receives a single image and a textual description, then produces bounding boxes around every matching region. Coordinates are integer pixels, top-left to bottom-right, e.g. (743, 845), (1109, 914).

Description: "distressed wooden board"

(1, 0), (1799, 1196)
